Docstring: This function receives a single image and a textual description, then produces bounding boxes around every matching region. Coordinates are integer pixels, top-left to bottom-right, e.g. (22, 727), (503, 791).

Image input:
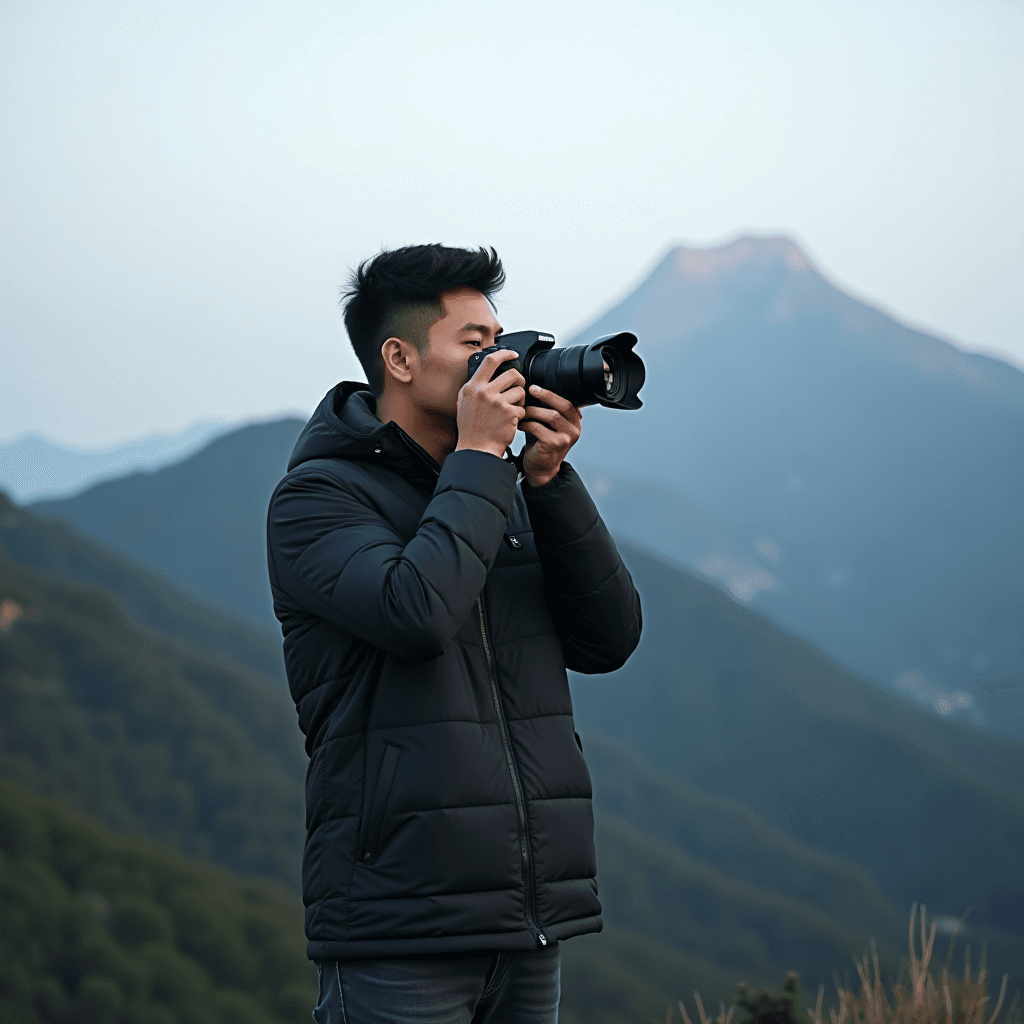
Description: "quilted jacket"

(266, 381), (642, 959)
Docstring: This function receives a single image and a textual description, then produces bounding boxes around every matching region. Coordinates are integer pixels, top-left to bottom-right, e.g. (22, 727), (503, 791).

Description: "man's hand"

(454, 349), (526, 459)
(520, 384), (583, 487)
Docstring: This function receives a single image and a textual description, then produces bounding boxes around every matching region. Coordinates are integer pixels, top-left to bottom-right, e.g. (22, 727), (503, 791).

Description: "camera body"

(466, 330), (644, 410)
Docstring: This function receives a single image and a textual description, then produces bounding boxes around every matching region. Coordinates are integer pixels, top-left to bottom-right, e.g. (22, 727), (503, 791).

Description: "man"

(266, 244), (642, 1023)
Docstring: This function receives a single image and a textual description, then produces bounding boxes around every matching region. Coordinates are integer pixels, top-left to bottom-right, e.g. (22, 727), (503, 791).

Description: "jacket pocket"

(362, 744), (401, 865)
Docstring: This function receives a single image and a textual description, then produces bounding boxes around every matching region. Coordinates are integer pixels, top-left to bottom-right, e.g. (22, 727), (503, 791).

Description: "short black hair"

(341, 244), (506, 396)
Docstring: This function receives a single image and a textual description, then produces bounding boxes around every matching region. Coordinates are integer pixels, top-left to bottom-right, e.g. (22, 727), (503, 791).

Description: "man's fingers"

(469, 347), (520, 384)
(485, 348), (520, 366)
(527, 384), (578, 417)
(522, 405), (577, 429)
(520, 414), (570, 438)
(497, 370), (526, 392)
(519, 420), (547, 438)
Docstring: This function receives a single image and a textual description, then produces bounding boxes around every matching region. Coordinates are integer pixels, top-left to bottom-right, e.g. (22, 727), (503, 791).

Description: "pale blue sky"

(2, 0), (1022, 446)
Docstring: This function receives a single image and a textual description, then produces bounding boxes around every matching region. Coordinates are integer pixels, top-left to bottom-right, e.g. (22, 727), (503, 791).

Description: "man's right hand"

(454, 349), (526, 459)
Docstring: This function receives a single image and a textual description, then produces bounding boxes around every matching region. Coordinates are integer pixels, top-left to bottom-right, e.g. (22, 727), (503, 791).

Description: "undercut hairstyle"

(341, 244), (506, 397)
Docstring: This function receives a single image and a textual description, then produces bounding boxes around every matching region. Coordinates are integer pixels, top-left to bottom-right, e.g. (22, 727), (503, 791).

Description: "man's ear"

(380, 337), (416, 386)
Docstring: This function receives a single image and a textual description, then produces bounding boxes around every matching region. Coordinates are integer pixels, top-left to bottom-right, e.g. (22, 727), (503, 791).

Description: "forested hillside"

(0, 556), (305, 886)
(0, 776), (314, 1024)
(0, 492), (285, 687)
(2, 500), (1021, 1018)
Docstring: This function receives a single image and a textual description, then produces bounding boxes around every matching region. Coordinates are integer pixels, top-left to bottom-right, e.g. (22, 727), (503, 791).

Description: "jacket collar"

(288, 382), (441, 491)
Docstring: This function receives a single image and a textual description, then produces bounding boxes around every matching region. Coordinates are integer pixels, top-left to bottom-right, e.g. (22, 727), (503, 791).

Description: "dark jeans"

(312, 945), (560, 1024)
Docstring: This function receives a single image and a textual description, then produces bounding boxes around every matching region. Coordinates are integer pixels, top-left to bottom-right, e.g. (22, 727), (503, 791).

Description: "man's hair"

(341, 244), (506, 396)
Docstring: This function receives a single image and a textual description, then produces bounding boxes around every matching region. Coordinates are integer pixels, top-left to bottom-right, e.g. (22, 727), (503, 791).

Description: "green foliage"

(0, 556), (305, 888)
(0, 776), (315, 1024)
(110, 897), (175, 948)
(0, 492), (287, 686)
(732, 973), (806, 1024)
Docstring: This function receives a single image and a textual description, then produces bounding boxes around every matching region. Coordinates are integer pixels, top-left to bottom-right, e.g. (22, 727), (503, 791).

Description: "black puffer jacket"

(266, 382), (642, 959)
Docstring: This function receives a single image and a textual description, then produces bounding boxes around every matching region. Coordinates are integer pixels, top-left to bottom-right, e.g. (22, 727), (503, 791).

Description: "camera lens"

(600, 347), (626, 403)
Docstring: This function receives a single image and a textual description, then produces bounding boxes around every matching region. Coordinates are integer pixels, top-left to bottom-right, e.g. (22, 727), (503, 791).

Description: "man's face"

(409, 286), (503, 420)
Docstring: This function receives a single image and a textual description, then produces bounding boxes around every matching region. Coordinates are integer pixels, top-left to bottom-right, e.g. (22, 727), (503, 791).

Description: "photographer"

(266, 244), (642, 1023)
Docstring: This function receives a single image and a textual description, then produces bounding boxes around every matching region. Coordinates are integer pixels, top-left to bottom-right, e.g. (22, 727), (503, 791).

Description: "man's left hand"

(520, 384), (583, 488)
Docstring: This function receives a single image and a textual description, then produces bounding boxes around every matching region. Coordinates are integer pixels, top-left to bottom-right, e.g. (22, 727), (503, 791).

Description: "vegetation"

(0, 557), (305, 888)
(4, 773), (1015, 1024)
(0, 492), (287, 687)
(0, 775), (315, 1024)
(671, 905), (1021, 1024)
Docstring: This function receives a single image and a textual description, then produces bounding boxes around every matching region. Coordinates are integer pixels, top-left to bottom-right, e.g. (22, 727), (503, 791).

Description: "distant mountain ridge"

(574, 237), (1021, 394)
(0, 422), (237, 503)
(572, 539), (1024, 943)
(566, 235), (1024, 716)
(31, 418), (306, 627)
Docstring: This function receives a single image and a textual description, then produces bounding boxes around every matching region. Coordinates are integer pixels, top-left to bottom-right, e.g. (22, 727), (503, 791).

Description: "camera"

(466, 331), (645, 410)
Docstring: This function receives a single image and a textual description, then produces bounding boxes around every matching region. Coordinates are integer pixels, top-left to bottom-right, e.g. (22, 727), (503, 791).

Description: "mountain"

(0, 491), (285, 687)
(566, 237), (1024, 722)
(585, 736), (903, 943)
(1, 508), (976, 1017)
(571, 540), (1024, 944)
(31, 418), (305, 628)
(0, 422), (235, 503)
(3, 502), (1019, 1008)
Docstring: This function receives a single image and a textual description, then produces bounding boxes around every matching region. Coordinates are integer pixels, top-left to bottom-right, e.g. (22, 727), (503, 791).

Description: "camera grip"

(466, 346), (523, 383)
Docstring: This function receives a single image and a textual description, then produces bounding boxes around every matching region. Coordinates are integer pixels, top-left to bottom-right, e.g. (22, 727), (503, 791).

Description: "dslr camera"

(466, 331), (644, 410)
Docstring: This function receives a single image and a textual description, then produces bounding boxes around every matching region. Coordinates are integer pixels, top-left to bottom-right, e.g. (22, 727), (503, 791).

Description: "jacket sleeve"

(266, 449), (518, 660)
(521, 461), (642, 674)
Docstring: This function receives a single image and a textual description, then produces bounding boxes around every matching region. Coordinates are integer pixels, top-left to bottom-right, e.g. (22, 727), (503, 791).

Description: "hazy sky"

(2, 0), (1022, 447)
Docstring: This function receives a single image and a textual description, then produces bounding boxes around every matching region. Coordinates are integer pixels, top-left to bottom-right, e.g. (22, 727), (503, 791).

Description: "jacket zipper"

(397, 428), (543, 940)
(477, 593), (547, 947)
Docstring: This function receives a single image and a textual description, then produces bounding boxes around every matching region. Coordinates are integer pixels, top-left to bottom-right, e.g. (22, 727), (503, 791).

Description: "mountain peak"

(663, 235), (816, 281)
(568, 234), (825, 348)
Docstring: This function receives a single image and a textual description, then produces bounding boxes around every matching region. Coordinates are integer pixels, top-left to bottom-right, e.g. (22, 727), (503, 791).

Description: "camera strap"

(504, 445), (526, 475)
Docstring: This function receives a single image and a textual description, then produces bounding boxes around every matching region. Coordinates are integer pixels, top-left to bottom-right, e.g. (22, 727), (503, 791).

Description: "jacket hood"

(288, 381), (441, 488)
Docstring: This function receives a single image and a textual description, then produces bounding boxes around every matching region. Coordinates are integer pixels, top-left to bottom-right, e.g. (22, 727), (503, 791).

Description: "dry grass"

(671, 904), (1021, 1024)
